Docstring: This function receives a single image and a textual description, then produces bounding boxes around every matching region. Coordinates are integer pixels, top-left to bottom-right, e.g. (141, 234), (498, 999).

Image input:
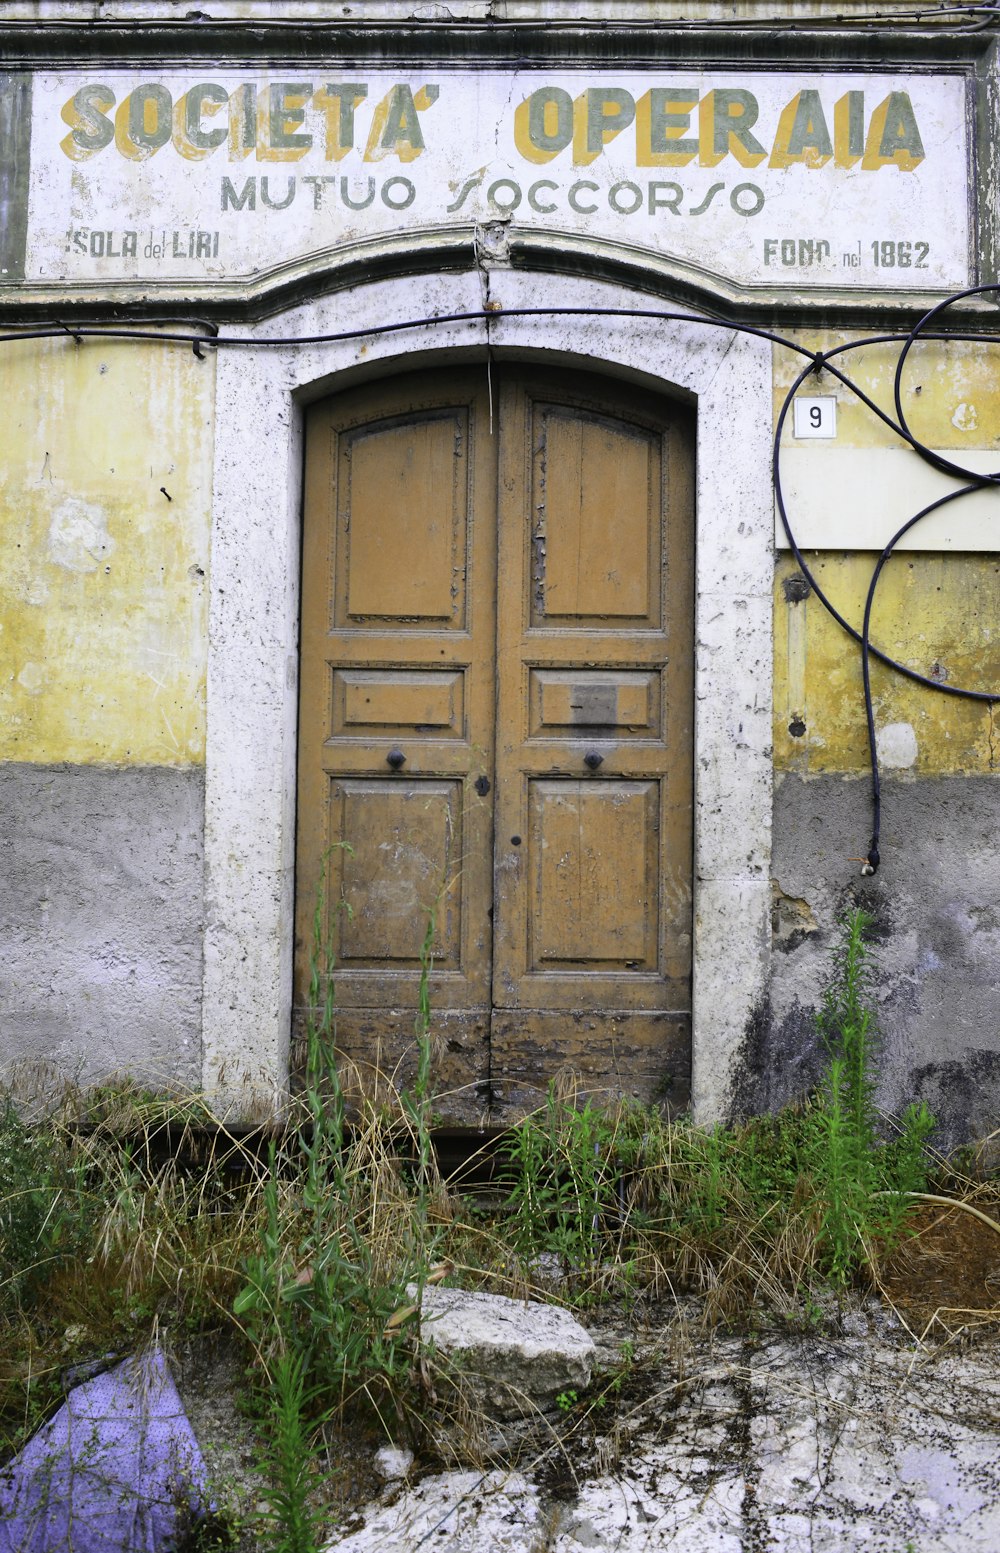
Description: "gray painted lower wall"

(737, 772), (1000, 1150)
(0, 763), (204, 1098)
(3, 760), (998, 1145)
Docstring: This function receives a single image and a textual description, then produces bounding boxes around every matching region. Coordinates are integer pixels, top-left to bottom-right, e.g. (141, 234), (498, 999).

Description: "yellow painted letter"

(636, 88), (699, 167)
(364, 84), (439, 162)
(698, 90), (766, 168)
(769, 91), (833, 169)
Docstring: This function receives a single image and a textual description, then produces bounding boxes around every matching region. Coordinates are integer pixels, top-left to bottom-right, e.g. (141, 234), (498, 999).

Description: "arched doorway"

(295, 362), (694, 1120)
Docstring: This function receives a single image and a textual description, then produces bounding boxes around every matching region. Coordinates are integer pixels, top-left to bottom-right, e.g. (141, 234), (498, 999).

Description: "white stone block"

(411, 1285), (595, 1418)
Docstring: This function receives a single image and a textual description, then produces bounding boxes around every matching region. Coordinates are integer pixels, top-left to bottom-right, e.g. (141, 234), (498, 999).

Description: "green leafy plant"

(496, 909), (936, 1304)
(805, 907), (935, 1280)
(233, 858), (446, 1548)
(500, 1085), (620, 1290)
(253, 1352), (328, 1553)
(680, 1124), (730, 1238)
(0, 1096), (90, 1313)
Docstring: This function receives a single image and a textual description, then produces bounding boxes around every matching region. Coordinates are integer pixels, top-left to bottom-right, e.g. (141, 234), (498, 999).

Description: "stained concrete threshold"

(322, 1318), (1000, 1553)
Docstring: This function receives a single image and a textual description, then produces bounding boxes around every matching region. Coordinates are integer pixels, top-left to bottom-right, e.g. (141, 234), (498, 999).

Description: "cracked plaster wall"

(4, 104), (1000, 1133)
(753, 333), (1000, 1147)
(0, 338), (212, 1095)
(755, 775), (1000, 1150)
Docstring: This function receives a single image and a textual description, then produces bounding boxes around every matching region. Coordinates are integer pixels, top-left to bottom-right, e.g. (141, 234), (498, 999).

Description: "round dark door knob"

(584, 750), (604, 770)
(386, 749), (406, 770)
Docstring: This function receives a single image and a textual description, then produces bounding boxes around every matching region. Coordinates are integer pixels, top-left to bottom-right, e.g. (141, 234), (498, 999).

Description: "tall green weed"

(0, 1097), (90, 1313)
(501, 1088), (617, 1286)
(233, 863), (442, 1549)
(499, 909), (935, 1294)
(807, 908), (935, 1279)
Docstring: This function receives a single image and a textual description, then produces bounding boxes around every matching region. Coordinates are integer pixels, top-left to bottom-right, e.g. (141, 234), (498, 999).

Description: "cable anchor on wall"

(850, 847), (880, 877)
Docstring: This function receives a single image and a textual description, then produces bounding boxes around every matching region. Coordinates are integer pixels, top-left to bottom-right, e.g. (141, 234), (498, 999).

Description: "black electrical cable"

(0, 308), (816, 358)
(895, 281), (1000, 482)
(773, 330), (1000, 874)
(8, 311), (981, 354)
(0, 311), (988, 356)
(773, 342), (1000, 702)
(6, 294), (998, 877)
(860, 482), (988, 875)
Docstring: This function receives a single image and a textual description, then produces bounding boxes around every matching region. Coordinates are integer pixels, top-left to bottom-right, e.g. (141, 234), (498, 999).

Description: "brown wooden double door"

(295, 366), (694, 1121)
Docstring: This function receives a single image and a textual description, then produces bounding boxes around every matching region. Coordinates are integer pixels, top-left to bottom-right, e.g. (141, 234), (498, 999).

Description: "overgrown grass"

(496, 910), (939, 1310)
(231, 880), (443, 1534)
(0, 909), (993, 1550)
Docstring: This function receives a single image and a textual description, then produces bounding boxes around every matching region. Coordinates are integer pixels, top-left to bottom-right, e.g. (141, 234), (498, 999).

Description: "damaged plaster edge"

(690, 327), (774, 1125)
(691, 876), (773, 1124)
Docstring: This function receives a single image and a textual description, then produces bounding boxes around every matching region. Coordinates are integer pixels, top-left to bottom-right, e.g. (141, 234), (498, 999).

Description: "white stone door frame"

(202, 268), (773, 1123)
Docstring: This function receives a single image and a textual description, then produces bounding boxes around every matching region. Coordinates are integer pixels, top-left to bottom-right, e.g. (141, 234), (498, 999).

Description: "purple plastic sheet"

(0, 1349), (208, 1552)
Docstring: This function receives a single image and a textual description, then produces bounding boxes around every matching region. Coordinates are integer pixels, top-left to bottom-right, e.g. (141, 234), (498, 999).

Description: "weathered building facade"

(2, 0), (999, 1144)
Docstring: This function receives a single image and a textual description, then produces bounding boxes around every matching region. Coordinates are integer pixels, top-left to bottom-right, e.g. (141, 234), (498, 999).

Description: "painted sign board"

(0, 68), (972, 299)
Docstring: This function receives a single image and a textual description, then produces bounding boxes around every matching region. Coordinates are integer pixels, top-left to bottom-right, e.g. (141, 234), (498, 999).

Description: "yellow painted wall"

(774, 330), (1000, 452)
(4, 323), (995, 781)
(0, 336), (213, 766)
(773, 332), (1000, 777)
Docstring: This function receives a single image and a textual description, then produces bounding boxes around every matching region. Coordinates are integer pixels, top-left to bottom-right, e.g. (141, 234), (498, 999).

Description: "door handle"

(386, 749), (406, 770)
(583, 750), (604, 770)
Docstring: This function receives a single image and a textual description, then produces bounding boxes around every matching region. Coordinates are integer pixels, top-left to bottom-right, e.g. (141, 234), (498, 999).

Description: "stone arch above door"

(202, 268), (773, 1125)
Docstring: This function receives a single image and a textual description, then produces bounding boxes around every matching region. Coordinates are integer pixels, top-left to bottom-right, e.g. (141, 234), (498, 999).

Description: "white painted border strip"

(777, 447), (1000, 552)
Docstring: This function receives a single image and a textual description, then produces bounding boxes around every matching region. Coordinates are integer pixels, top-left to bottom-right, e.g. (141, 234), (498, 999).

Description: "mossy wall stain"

(773, 333), (1000, 778)
(0, 337), (213, 767)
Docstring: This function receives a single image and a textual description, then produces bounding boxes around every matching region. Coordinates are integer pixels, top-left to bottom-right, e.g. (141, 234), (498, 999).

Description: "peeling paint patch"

(16, 662), (45, 695)
(0, 338), (213, 767)
(48, 498), (114, 573)
(771, 882), (819, 953)
(773, 554), (1000, 777)
(951, 401), (979, 432)
(876, 721), (918, 769)
(773, 335), (1000, 452)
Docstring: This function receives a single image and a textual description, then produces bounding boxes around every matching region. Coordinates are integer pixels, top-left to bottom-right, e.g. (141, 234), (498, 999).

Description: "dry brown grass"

(1, 1063), (997, 1551)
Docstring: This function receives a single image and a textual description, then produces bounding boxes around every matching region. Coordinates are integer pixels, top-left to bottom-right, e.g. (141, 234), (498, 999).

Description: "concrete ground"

(324, 1319), (1000, 1552)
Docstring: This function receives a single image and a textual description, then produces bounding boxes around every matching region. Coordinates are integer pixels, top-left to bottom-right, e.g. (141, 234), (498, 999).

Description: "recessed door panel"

(333, 669), (465, 739)
(296, 366), (694, 1121)
(528, 779), (659, 970)
(531, 407), (660, 628)
(336, 411), (470, 627)
(529, 669), (659, 738)
(330, 778), (463, 968)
